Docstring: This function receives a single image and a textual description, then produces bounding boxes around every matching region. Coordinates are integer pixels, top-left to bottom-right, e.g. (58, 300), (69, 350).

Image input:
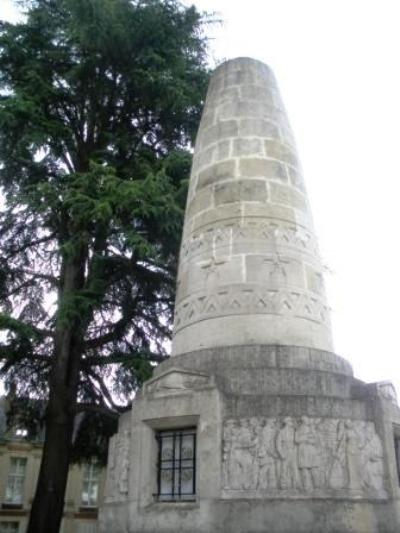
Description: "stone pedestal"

(99, 58), (400, 532)
(100, 346), (400, 532)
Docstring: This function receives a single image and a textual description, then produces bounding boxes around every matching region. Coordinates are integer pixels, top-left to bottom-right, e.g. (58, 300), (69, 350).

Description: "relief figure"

(362, 423), (384, 492)
(276, 417), (299, 489)
(222, 420), (235, 489)
(345, 420), (363, 491)
(222, 416), (385, 498)
(295, 416), (323, 490)
(328, 420), (348, 489)
(117, 430), (130, 495)
(229, 419), (258, 490)
(257, 418), (278, 490)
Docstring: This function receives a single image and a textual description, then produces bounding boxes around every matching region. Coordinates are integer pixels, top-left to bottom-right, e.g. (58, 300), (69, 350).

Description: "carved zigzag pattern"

(174, 287), (329, 332)
(180, 222), (319, 263)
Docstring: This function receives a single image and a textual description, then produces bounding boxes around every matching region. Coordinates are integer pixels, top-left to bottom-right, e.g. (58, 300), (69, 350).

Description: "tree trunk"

(27, 250), (86, 533)
(26, 393), (76, 533)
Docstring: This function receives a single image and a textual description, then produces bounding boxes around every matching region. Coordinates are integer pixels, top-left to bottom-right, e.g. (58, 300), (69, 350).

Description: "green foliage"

(0, 0), (210, 458)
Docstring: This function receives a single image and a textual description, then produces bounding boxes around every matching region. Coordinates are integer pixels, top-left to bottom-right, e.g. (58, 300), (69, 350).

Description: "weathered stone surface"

(196, 160), (236, 189)
(100, 344), (400, 533)
(173, 57), (332, 355)
(222, 416), (386, 497)
(239, 117), (279, 138)
(269, 182), (308, 211)
(232, 137), (263, 157)
(199, 119), (239, 148)
(214, 179), (267, 205)
(239, 157), (288, 180)
(264, 139), (298, 166)
(187, 186), (213, 217)
(100, 58), (400, 533)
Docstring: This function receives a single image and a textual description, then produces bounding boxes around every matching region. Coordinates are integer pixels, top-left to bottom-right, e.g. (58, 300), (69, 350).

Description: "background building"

(0, 398), (107, 533)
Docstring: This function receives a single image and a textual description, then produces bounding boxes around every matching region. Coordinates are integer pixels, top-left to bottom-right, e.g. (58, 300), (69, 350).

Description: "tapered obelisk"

(100, 59), (400, 533)
(173, 58), (332, 355)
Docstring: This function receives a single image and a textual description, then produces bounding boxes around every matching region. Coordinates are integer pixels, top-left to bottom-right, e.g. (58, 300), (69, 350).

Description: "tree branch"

(84, 350), (166, 367)
(74, 403), (122, 419)
(4, 234), (55, 259)
(10, 268), (58, 285)
(86, 368), (120, 411)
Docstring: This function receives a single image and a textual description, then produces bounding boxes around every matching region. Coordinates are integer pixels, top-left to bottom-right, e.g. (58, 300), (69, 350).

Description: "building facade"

(0, 420), (106, 533)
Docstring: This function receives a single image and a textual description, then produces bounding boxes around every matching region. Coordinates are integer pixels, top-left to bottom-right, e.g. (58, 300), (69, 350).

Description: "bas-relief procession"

(99, 58), (400, 532)
(223, 417), (385, 496)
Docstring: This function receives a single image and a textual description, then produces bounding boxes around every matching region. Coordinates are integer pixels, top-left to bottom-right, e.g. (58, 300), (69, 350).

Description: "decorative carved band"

(174, 286), (330, 332)
(180, 221), (319, 265)
(222, 417), (386, 499)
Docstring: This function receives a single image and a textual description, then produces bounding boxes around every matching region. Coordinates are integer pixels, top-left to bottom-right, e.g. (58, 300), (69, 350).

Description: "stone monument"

(99, 58), (400, 532)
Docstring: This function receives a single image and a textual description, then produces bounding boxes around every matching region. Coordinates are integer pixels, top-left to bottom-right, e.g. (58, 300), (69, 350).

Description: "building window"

(4, 458), (27, 505)
(156, 427), (196, 501)
(81, 461), (100, 508)
(0, 523), (19, 533)
(395, 436), (400, 485)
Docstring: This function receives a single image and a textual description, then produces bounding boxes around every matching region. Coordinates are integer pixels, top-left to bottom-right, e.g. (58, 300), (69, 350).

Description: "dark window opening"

(395, 436), (400, 485)
(156, 427), (196, 501)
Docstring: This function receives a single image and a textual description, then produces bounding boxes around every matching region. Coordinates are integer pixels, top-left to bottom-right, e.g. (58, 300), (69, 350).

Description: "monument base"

(99, 346), (400, 533)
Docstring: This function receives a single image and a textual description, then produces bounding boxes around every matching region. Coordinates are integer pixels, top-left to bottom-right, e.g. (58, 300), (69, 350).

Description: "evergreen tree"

(0, 1), (210, 531)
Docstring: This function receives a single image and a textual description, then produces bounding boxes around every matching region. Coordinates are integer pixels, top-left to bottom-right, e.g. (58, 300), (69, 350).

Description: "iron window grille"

(156, 427), (196, 501)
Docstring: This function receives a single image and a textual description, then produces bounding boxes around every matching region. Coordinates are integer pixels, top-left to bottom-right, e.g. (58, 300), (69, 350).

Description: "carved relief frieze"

(105, 429), (131, 501)
(144, 369), (212, 396)
(180, 221), (319, 264)
(174, 287), (330, 332)
(222, 417), (386, 499)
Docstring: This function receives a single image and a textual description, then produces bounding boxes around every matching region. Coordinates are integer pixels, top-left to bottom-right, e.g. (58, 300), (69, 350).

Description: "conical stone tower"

(173, 58), (332, 355)
(100, 58), (400, 533)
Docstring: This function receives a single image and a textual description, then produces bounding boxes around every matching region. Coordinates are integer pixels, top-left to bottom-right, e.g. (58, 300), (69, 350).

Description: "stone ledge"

(159, 345), (353, 377)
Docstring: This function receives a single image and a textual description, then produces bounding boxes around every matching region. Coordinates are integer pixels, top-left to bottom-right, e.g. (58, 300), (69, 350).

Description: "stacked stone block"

(100, 58), (400, 533)
(173, 58), (333, 356)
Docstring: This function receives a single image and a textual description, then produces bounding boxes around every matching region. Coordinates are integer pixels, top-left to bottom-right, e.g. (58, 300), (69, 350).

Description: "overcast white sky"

(2, 0), (400, 395)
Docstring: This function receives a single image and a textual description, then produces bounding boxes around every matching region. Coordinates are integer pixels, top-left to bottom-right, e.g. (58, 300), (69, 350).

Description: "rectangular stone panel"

(305, 264), (324, 295)
(287, 166), (306, 192)
(243, 203), (297, 224)
(240, 84), (275, 102)
(270, 183), (307, 211)
(279, 123), (296, 147)
(264, 140), (298, 167)
(177, 255), (244, 300)
(192, 141), (232, 176)
(192, 145), (216, 174)
(222, 417), (386, 499)
(187, 186), (213, 218)
(216, 140), (232, 161)
(206, 86), (240, 106)
(246, 254), (306, 287)
(199, 120), (239, 148)
(239, 118), (279, 138)
(192, 203), (242, 232)
(219, 100), (279, 121)
(197, 160), (236, 190)
(199, 110), (215, 131)
(215, 179), (267, 205)
(233, 138), (263, 157)
(239, 158), (287, 181)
